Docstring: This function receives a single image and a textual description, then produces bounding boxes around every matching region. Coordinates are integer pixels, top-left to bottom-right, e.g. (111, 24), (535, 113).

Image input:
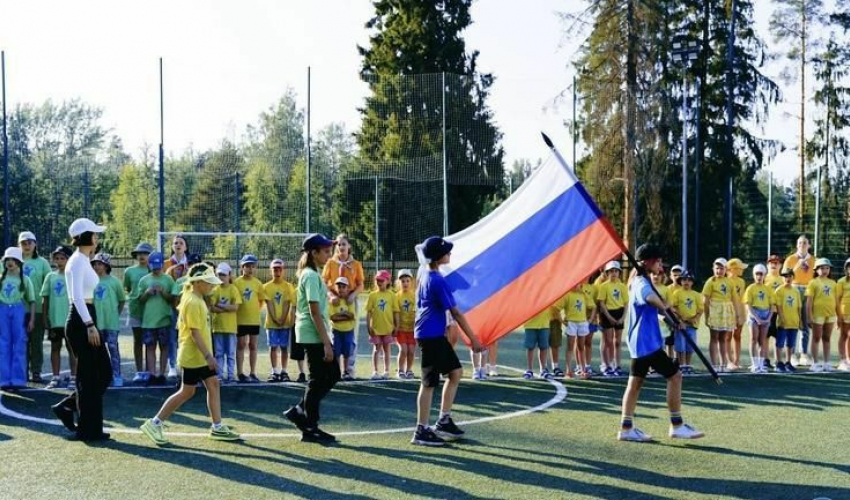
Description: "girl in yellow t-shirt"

(596, 261), (628, 376)
(581, 275), (599, 376)
(805, 258), (838, 371)
(395, 269), (417, 379)
(743, 264), (774, 374)
(366, 270), (399, 379)
(726, 258), (748, 370)
(837, 259), (850, 371)
(702, 258), (739, 372)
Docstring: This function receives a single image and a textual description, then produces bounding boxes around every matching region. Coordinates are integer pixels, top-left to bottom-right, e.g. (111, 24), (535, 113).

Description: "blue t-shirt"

(414, 271), (457, 340)
(627, 276), (663, 358)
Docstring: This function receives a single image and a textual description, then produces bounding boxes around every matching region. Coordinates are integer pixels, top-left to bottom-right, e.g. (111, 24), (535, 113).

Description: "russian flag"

(441, 135), (625, 346)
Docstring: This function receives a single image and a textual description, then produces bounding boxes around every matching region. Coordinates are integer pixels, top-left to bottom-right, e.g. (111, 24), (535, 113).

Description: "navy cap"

(187, 253), (203, 265)
(635, 243), (663, 261)
(131, 242), (154, 256)
(302, 234), (336, 251)
(149, 252), (164, 269)
(51, 245), (73, 258)
(239, 254), (259, 266)
(422, 236), (454, 262)
(676, 270), (695, 284)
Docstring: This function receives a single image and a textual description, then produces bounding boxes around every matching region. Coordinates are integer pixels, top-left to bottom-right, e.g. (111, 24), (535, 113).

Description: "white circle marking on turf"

(0, 363), (567, 439)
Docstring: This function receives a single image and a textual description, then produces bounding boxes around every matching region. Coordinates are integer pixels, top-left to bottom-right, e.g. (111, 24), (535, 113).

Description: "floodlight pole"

(158, 57), (165, 235)
(1, 51), (9, 248)
(442, 72), (448, 236)
(306, 66), (311, 234)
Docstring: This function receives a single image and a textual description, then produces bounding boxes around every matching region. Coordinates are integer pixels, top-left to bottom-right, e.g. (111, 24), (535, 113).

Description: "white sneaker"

(617, 427), (653, 442)
(381, 371), (389, 380)
(822, 363), (832, 372)
(488, 367), (499, 377)
(811, 362), (823, 372)
(669, 423), (705, 439)
(799, 353), (811, 366)
(132, 372), (145, 383)
(471, 369), (481, 380)
(790, 353), (800, 367)
(167, 367), (178, 378)
(749, 365), (759, 374)
(478, 368), (488, 380)
(837, 361), (850, 372)
(370, 371), (382, 380)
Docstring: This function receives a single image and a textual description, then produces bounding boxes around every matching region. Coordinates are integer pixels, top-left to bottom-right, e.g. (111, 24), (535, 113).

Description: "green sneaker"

(209, 424), (240, 441)
(140, 419), (168, 446)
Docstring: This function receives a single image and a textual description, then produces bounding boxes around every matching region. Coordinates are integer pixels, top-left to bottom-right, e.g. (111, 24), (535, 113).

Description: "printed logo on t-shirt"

(574, 299), (583, 311)
(719, 284), (728, 295)
(685, 298), (694, 310)
(243, 288), (253, 301)
(53, 281), (65, 296)
(94, 285), (106, 301)
(23, 265), (33, 278)
(612, 289), (621, 301)
(758, 291), (766, 302)
(275, 291), (283, 304)
(823, 286), (831, 296)
(378, 298), (387, 312)
(3, 283), (15, 297)
(785, 295), (795, 307)
(218, 297), (228, 306)
(402, 300), (412, 312)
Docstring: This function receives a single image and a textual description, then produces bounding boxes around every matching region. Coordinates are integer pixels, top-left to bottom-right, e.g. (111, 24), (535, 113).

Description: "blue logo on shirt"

(23, 265), (33, 278)
(218, 297), (229, 306)
(243, 289), (252, 301)
(786, 296), (795, 307)
(574, 299), (583, 311)
(685, 298), (694, 310)
(720, 284), (728, 295)
(823, 286), (831, 296)
(402, 300), (411, 312)
(378, 299), (387, 312)
(53, 281), (65, 296)
(94, 285), (106, 301)
(758, 291), (765, 302)
(612, 289), (621, 300)
(275, 291), (283, 304)
(2, 283), (15, 297)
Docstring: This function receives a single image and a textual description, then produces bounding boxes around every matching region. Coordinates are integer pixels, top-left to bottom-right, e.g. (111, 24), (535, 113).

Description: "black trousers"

(298, 343), (340, 427)
(59, 304), (112, 439)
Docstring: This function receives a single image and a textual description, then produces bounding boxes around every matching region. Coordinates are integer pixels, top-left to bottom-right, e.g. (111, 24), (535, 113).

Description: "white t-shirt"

(65, 250), (99, 324)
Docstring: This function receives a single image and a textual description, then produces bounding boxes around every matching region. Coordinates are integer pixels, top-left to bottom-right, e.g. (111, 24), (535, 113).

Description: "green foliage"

(107, 163), (159, 256)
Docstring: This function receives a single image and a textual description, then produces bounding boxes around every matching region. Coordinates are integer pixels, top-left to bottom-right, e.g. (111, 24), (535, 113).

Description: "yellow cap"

(727, 258), (748, 270)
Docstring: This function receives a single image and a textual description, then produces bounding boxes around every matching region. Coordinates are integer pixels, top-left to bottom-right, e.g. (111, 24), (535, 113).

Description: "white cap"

(17, 231), (36, 243)
(670, 265), (683, 273)
(398, 269), (414, 279)
(713, 258), (728, 268)
(3, 247), (24, 262)
(68, 218), (106, 238)
(216, 262), (232, 275)
(752, 264), (767, 275)
(604, 261), (621, 272)
(335, 276), (350, 287)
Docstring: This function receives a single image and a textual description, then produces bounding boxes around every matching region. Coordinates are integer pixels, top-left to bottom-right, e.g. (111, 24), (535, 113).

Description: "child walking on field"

(366, 270), (399, 380)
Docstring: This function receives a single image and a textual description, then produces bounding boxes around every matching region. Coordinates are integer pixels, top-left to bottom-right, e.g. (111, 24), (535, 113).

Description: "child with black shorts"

(140, 263), (239, 445)
(234, 254), (266, 383)
(410, 236), (483, 446)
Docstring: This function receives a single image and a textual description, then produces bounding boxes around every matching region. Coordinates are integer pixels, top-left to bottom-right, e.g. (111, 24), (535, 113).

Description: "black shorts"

(601, 308), (625, 330)
(182, 365), (217, 385)
(237, 325), (260, 338)
(48, 328), (66, 342)
(419, 336), (462, 376)
(767, 315), (777, 338)
(289, 329), (305, 361)
(631, 349), (679, 379)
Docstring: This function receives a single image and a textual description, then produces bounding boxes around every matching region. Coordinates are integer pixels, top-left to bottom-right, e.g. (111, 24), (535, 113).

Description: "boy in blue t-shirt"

(411, 236), (483, 447)
(618, 243), (704, 443)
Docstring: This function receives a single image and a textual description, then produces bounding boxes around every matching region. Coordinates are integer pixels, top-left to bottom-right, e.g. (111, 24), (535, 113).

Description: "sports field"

(1, 329), (848, 500)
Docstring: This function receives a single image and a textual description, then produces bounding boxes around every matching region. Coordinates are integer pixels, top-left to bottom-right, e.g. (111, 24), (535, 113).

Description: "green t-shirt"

(171, 276), (188, 306)
(94, 275), (126, 331)
(124, 264), (150, 320)
(0, 275), (36, 306)
(295, 267), (329, 345)
(23, 256), (51, 308)
(40, 271), (70, 329)
(138, 273), (175, 329)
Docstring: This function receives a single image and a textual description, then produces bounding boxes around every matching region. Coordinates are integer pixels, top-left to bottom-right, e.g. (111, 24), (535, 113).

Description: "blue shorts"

(333, 330), (355, 358)
(267, 328), (290, 349)
(589, 324), (599, 334)
(523, 328), (550, 350)
(674, 327), (697, 354)
(749, 308), (770, 326)
(142, 328), (169, 346)
(776, 328), (798, 349)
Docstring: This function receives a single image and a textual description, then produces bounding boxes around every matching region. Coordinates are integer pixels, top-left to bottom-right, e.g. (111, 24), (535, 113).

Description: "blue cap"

(301, 234), (336, 251)
(239, 254), (259, 266)
(131, 242), (154, 256)
(148, 252), (164, 270)
(422, 236), (453, 261)
(187, 253), (203, 265)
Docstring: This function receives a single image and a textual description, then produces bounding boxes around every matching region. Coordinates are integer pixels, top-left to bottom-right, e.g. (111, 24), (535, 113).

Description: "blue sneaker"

(522, 370), (534, 380)
(112, 377), (124, 388)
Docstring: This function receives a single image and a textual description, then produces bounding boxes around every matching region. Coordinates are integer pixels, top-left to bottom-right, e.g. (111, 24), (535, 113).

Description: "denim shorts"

(674, 327), (698, 354)
(142, 327), (169, 346)
(267, 328), (290, 348)
(333, 330), (355, 358)
(749, 307), (770, 326)
(776, 328), (798, 349)
(523, 328), (550, 350)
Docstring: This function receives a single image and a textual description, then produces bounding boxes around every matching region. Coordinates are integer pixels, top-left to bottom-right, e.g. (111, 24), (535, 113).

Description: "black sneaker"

(31, 372), (43, 384)
(296, 373), (307, 383)
(763, 358), (773, 370)
(237, 374), (250, 384)
(342, 371), (355, 381)
(249, 374), (261, 383)
(434, 417), (465, 441)
(279, 372), (291, 382)
(553, 367), (565, 378)
(301, 426), (336, 443)
(267, 373), (279, 383)
(411, 426), (445, 446)
(51, 403), (77, 432)
(283, 406), (309, 431)
(785, 362), (797, 373)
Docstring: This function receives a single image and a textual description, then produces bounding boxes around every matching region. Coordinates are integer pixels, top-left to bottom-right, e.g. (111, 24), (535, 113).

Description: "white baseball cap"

(398, 269), (414, 279)
(216, 262), (232, 275)
(68, 218), (106, 238)
(604, 261), (621, 272)
(17, 231), (36, 243)
(335, 276), (350, 287)
(752, 264), (767, 275)
(3, 247), (24, 263)
(670, 265), (684, 273)
(713, 258), (728, 268)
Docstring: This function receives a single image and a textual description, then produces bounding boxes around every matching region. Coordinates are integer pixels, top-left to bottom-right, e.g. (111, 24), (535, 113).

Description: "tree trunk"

(799, 2), (807, 231)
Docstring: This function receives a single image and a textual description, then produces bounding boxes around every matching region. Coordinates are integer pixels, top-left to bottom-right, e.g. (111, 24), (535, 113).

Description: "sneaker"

(471, 369), (481, 381)
(279, 372), (291, 382)
(799, 353), (811, 366)
(51, 403), (77, 432)
(776, 362), (787, 373)
(405, 370), (415, 379)
(790, 353), (800, 367)
(669, 423), (705, 439)
(811, 362), (824, 372)
(370, 371), (382, 381)
(411, 426), (445, 446)
(522, 370), (534, 380)
(726, 363), (738, 372)
(283, 406), (309, 432)
(223, 377), (236, 385)
(237, 374), (250, 384)
(553, 367), (565, 378)
(112, 377), (124, 388)
(397, 370), (406, 379)
(749, 365), (759, 374)
(617, 427), (653, 442)
(140, 419), (168, 446)
(488, 367), (499, 377)
(209, 424), (241, 441)
(46, 378), (61, 389)
(435, 417), (465, 441)
(584, 365), (594, 376)
(381, 371), (389, 380)
(296, 372), (307, 383)
(132, 372), (145, 384)
(342, 371), (355, 382)
(785, 362), (797, 373)
(68, 376), (77, 388)
(604, 367), (616, 378)
(837, 361), (850, 372)
(763, 358), (773, 370)
(249, 374), (261, 383)
(31, 372), (43, 383)
(167, 366), (178, 379)
(541, 370), (554, 381)
(822, 363), (832, 372)
(301, 426), (336, 443)
(267, 373), (280, 383)
(614, 366), (627, 376)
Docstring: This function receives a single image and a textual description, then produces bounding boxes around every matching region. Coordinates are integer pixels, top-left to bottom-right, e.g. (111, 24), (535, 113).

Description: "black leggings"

(58, 304), (112, 439)
(297, 343), (340, 427)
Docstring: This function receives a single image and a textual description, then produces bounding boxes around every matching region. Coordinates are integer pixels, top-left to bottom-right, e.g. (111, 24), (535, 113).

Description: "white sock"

(211, 422), (222, 430)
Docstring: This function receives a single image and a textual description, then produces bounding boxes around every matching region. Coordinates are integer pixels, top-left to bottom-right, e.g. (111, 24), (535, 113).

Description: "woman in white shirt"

(51, 218), (112, 442)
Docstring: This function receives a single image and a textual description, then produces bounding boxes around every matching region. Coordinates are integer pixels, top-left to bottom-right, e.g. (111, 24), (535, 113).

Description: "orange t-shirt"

(783, 253), (815, 286)
(322, 257), (365, 294)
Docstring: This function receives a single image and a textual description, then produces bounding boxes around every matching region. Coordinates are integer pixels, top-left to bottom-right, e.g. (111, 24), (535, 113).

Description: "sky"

(0, 0), (834, 185)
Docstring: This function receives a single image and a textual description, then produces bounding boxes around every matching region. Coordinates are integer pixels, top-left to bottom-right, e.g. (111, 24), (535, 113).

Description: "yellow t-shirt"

(177, 291), (213, 369)
(806, 277), (837, 319)
(702, 276), (738, 303)
(329, 300), (357, 332)
(524, 307), (553, 329)
(654, 283), (669, 303)
(729, 276), (746, 300)
(234, 276), (267, 326)
(765, 273), (783, 292)
(597, 281), (628, 310)
(396, 290), (416, 332)
(263, 280), (296, 329)
(210, 283), (242, 334)
(667, 283), (682, 298)
(774, 286), (801, 329)
(671, 289), (703, 322)
(783, 254), (815, 285)
(366, 290), (399, 335)
(743, 283), (774, 310)
(581, 283), (597, 323)
(564, 290), (590, 322)
(836, 277), (850, 316)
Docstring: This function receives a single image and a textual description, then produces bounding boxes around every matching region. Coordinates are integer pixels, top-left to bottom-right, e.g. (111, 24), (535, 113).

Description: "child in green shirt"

(41, 246), (76, 389)
(92, 254), (126, 387)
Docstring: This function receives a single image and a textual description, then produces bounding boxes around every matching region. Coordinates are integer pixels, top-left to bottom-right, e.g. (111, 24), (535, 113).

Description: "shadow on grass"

(661, 442), (850, 475)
